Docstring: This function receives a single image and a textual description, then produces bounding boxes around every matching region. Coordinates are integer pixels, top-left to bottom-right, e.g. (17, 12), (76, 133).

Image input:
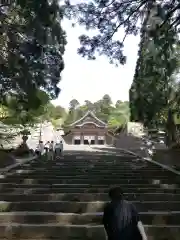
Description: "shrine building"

(63, 111), (114, 145)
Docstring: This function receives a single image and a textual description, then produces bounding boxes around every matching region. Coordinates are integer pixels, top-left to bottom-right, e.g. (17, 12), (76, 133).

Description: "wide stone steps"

(0, 192), (179, 201)
(6, 171), (176, 178)
(0, 224), (179, 239)
(0, 153), (179, 239)
(0, 183), (173, 189)
(2, 172), (173, 177)
(10, 168), (175, 174)
(0, 211), (179, 225)
(0, 178), (177, 185)
(0, 200), (179, 212)
(9, 169), (172, 174)
(12, 162), (168, 166)
(14, 160), (166, 166)
(0, 187), (179, 194)
(15, 163), (169, 168)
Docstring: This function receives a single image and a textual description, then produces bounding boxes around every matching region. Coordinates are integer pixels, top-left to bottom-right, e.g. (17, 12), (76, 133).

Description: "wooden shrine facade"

(63, 111), (114, 145)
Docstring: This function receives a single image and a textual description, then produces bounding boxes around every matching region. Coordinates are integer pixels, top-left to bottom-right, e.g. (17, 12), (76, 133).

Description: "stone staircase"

(0, 151), (179, 239)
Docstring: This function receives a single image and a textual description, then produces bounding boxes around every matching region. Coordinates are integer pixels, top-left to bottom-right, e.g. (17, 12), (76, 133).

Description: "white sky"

(52, 18), (140, 109)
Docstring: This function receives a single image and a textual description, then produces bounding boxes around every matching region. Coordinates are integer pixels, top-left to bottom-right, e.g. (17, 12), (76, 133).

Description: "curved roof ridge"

(69, 110), (107, 127)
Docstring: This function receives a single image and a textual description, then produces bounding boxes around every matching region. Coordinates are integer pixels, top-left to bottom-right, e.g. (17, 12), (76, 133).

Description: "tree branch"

(160, 3), (180, 29)
(104, 0), (147, 42)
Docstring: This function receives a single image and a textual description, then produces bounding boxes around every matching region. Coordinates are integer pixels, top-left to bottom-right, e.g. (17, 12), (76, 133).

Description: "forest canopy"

(63, 94), (130, 129)
(64, 0), (180, 66)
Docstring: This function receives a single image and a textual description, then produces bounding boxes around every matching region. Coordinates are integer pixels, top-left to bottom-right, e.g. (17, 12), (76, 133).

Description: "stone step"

(1, 151), (180, 240)
(0, 224), (179, 239)
(13, 169), (174, 176)
(0, 183), (166, 189)
(0, 178), (176, 185)
(11, 164), (165, 168)
(26, 161), (143, 164)
(28, 164), (156, 168)
(7, 173), (176, 179)
(0, 201), (179, 212)
(12, 170), (176, 176)
(18, 162), (165, 168)
(23, 163), (162, 171)
(15, 158), (140, 161)
(29, 159), (136, 162)
(20, 162), (165, 168)
(0, 192), (179, 202)
(13, 167), (168, 173)
(29, 160), (148, 163)
(0, 187), (178, 194)
(0, 211), (179, 225)
(30, 157), (146, 160)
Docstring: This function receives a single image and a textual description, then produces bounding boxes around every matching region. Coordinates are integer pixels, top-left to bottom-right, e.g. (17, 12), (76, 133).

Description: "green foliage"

(42, 103), (67, 122)
(65, 0), (180, 65)
(127, 4), (180, 147)
(0, 123), (17, 146)
(1, 90), (49, 127)
(0, 89), (66, 144)
(0, 89), (66, 135)
(64, 99), (81, 125)
(64, 0), (180, 146)
(63, 95), (129, 129)
(129, 4), (180, 128)
(1, 0), (66, 109)
(51, 118), (64, 129)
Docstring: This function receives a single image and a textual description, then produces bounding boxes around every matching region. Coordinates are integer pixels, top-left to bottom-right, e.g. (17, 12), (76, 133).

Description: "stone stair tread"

(0, 210), (180, 224)
(0, 187), (178, 194)
(0, 151), (180, 239)
(0, 200), (179, 212)
(0, 224), (179, 239)
(0, 223), (180, 227)
(0, 192), (179, 202)
(0, 210), (180, 215)
(1, 192), (178, 195)
(0, 183), (159, 189)
(1, 187), (177, 190)
(0, 223), (180, 237)
(0, 200), (179, 203)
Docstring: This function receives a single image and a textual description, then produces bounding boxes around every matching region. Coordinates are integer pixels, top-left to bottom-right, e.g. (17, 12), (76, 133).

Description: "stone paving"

(0, 146), (179, 239)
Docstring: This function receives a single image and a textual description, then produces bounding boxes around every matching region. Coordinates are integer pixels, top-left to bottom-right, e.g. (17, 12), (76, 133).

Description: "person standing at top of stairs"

(35, 141), (44, 157)
(48, 141), (54, 160)
(44, 141), (50, 160)
(103, 187), (148, 240)
(54, 140), (63, 158)
(44, 141), (50, 153)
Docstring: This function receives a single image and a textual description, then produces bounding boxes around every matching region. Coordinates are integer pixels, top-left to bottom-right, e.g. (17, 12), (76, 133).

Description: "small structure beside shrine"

(63, 111), (114, 145)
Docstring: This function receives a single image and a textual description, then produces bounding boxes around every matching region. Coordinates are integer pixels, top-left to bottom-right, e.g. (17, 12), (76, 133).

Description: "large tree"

(94, 94), (113, 122)
(129, 4), (180, 147)
(65, 0), (180, 65)
(1, 0), (66, 109)
(64, 99), (80, 125)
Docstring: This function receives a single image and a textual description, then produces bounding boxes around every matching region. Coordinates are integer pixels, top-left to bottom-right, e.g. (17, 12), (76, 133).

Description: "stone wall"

(105, 134), (114, 145)
(153, 149), (180, 170)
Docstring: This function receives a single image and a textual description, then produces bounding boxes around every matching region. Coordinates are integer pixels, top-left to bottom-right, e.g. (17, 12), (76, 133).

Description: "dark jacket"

(102, 200), (142, 240)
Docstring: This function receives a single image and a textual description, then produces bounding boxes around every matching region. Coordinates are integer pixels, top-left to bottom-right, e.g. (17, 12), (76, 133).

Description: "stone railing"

(114, 128), (167, 159)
